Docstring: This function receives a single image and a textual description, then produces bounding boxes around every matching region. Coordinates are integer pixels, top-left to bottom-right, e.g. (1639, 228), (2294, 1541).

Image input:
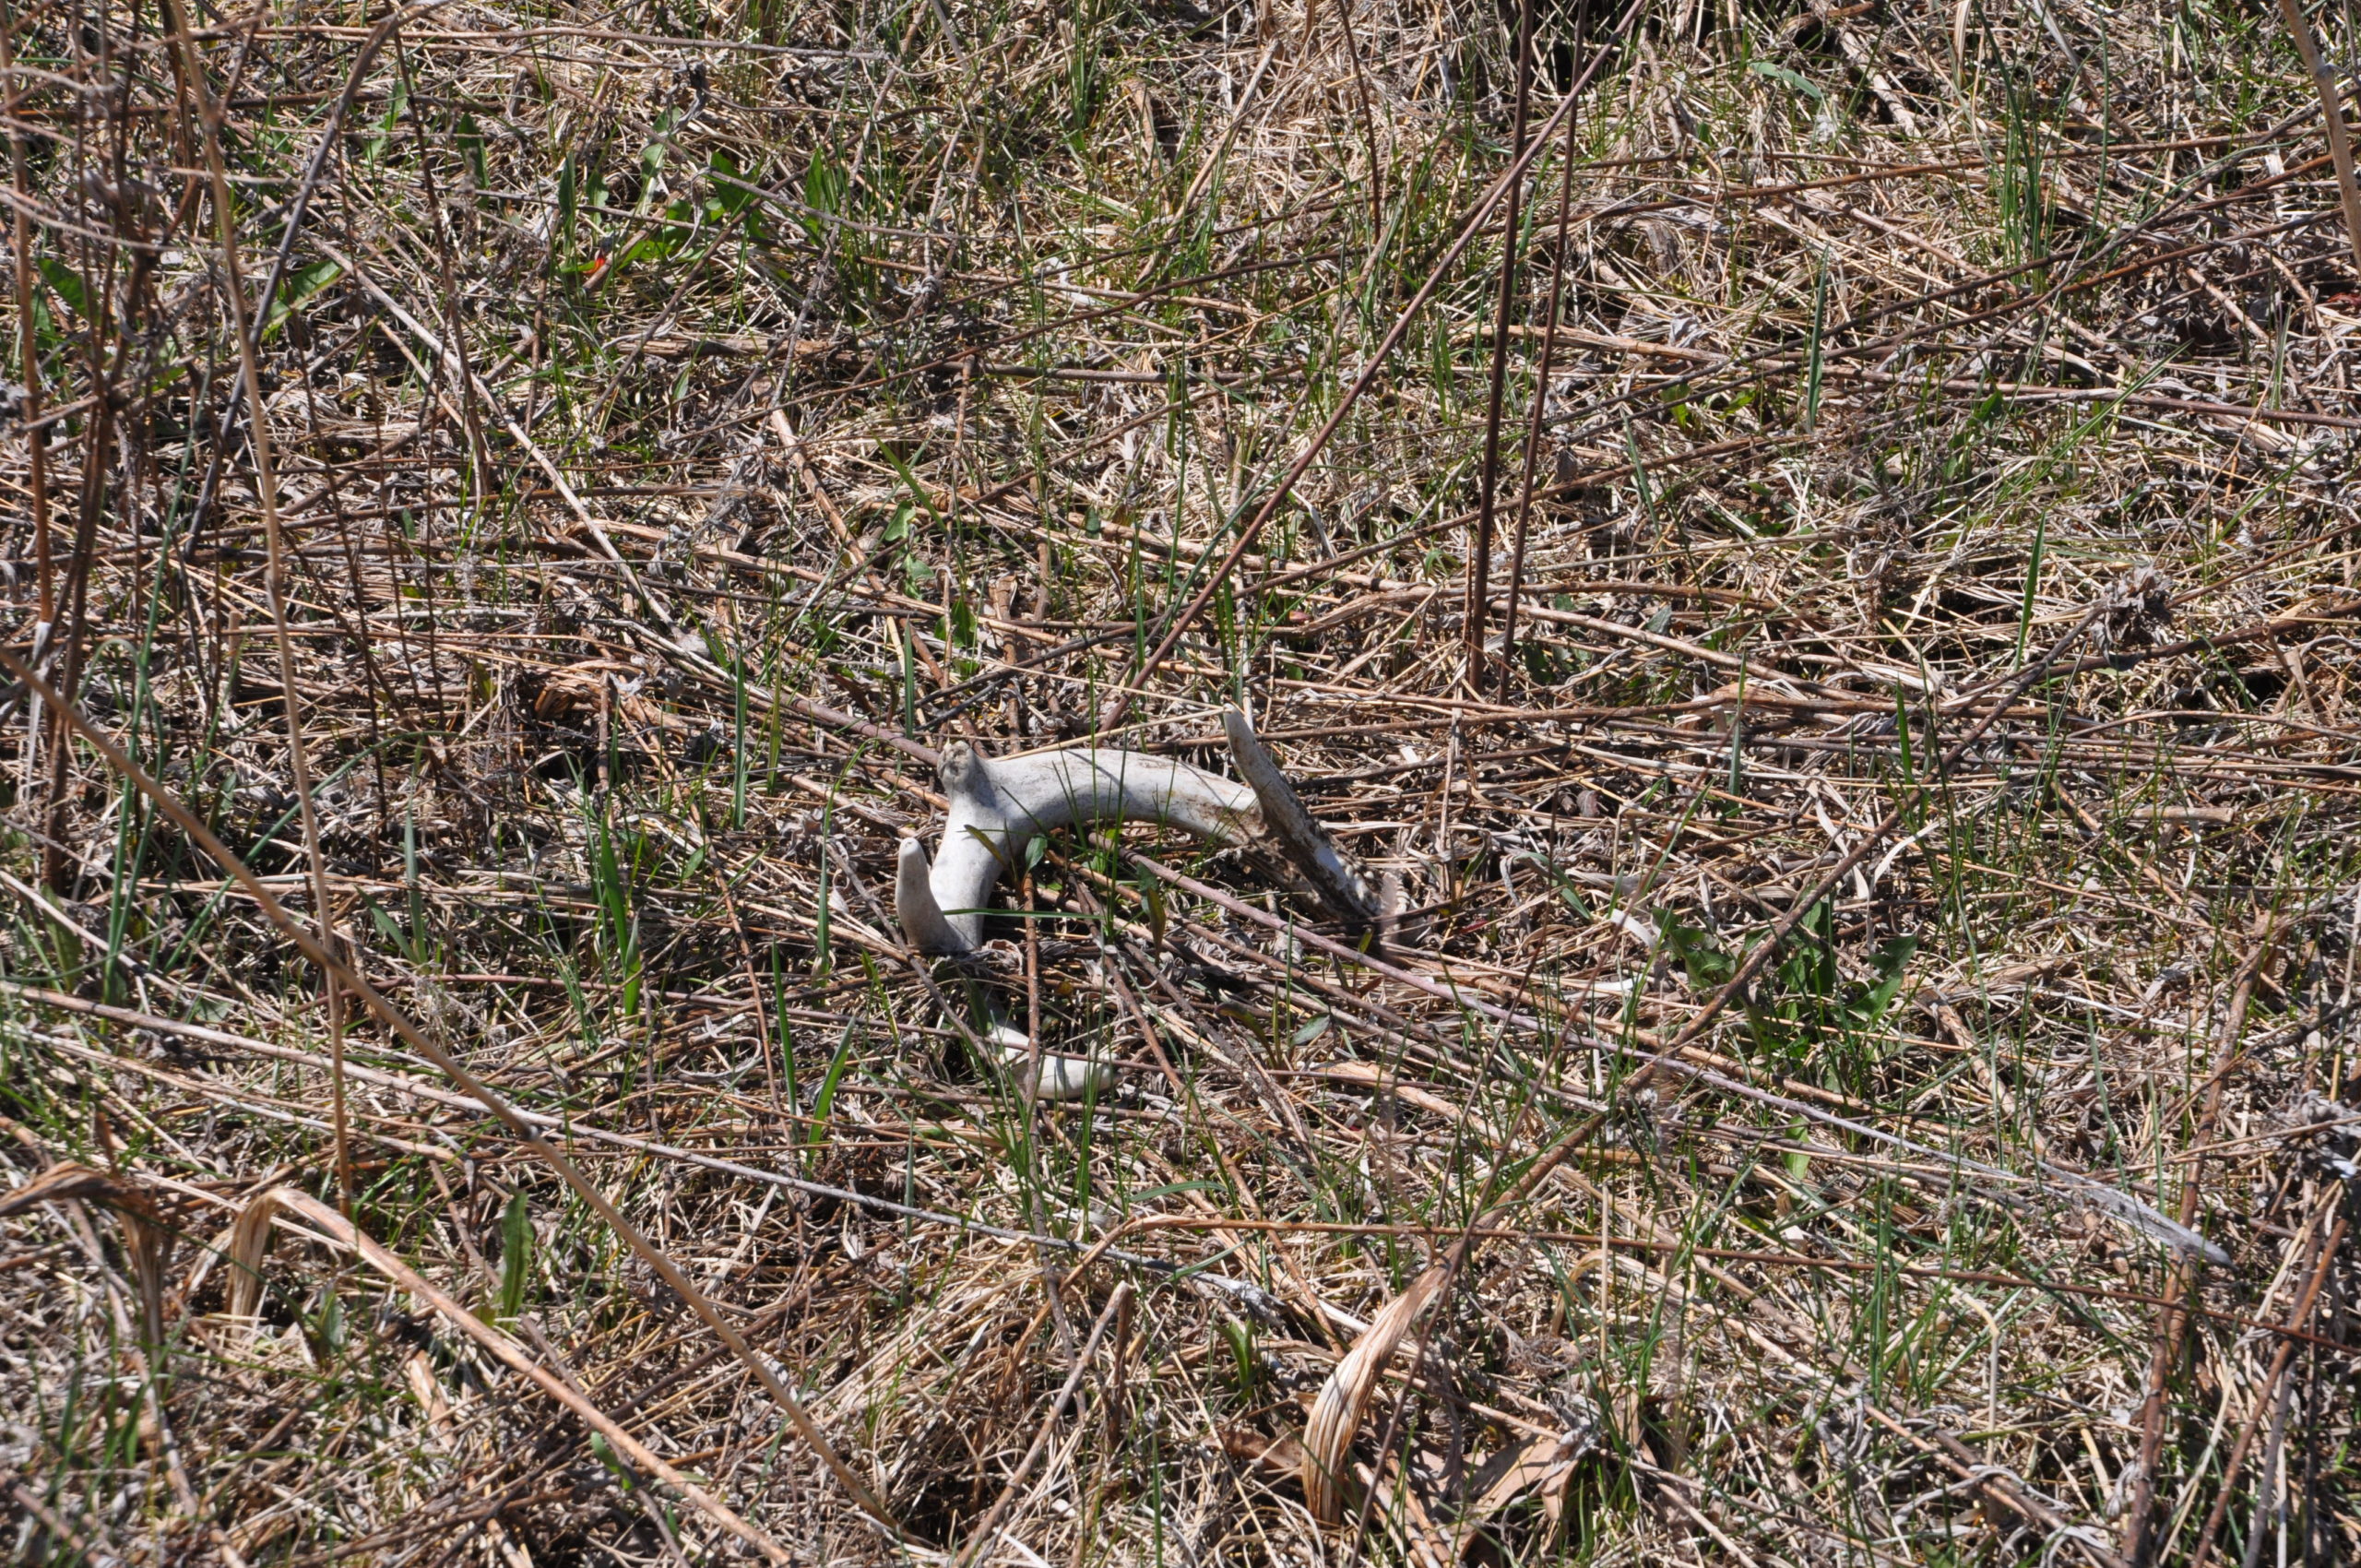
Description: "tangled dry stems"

(2, 0), (2360, 1563)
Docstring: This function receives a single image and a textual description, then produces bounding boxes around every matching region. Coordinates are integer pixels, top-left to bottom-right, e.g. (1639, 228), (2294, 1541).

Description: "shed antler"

(895, 710), (1374, 956)
(894, 712), (1375, 1097)
(896, 745), (1257, 954)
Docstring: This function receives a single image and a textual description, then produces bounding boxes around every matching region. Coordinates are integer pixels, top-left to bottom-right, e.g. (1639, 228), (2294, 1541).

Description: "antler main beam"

(896, 744), (1258, 954)
(894, 710), (1373, 956)
(891, 712), (1373, 1099)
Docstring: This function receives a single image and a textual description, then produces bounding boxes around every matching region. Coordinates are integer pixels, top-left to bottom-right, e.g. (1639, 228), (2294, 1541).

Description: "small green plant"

(496, 1191), (535, 1324)
(1660, 907), (1917, 1072)
(589, 807), (643, 1018)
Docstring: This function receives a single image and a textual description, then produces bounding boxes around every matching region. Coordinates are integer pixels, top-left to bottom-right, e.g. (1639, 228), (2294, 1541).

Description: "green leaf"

(1748, 60), (1825, 101)
(588, 1431), (635, 1491)
(556, 152), (577, 252)
(642, 108), (681, 184)
(1220, 1318), (1258, 1396)
(810, 1024), (856, 1142)
(1132, 1179), (1223, 1203)
(1291, 1013), (1335, 1046)
(608, 234), (657, 277)
(262, 259), (342, 339)
(812, 837), (832, 976)
(457, 113), (486, 184)
(1845, 935), (1919, 1028)
(801, 150), (847, 243)
(1660, 915), (1735, 989)
(879, 445), (943, 523)
(497, 1191), (533, 1322)
(35, 257), (89, 323)
(1775, 901), (1837, 1004)
(364, 77), (407, 163)
(708, 149), (754, 215)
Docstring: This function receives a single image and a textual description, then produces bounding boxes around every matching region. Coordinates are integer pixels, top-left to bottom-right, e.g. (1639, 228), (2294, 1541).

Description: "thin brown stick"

(1464, 0), (1538, 679)
(2124, 915), (2280, 1567)
(2187, 1205), (2349, 1568)
(952, 1281), (1131, 1568)
(0, 12), (50, 660)
(1097, 3), (1638, 733)
(160, 0), (350, 1215)
(1330, 0), (1384, 230)
(1499, 20), (1589, 693)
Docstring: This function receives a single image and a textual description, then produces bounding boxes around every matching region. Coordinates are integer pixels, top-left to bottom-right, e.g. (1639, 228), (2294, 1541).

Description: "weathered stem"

(2277, 0), (2361, 286)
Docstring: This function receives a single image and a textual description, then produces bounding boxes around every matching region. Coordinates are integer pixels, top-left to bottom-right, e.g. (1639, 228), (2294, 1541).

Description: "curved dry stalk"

(0, 1162), (175, 1348)
(0, 1160), (130, 1219)
(2275, 0), (2361, 283)
(160, 0), (353, 1218)
(1300, 1263), (1448, 1525)
(223, 1188), (285, 1325)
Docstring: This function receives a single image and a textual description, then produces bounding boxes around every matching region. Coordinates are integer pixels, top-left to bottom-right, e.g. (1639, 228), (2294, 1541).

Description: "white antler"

(893, 714), (1375, 1098)
(895, 742), (1258, 955)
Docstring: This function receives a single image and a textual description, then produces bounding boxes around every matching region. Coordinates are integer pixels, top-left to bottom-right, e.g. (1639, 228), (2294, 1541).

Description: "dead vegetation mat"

(4, 0), (2361, 1562)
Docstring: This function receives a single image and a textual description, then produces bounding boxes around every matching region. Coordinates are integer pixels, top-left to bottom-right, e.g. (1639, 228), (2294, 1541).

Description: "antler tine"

(1220, 708), (1378, 934)
(895, 837), (964, 956)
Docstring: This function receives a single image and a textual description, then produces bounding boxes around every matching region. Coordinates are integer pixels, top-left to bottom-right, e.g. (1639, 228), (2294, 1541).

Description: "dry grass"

(3, 0), (2361, 1562)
